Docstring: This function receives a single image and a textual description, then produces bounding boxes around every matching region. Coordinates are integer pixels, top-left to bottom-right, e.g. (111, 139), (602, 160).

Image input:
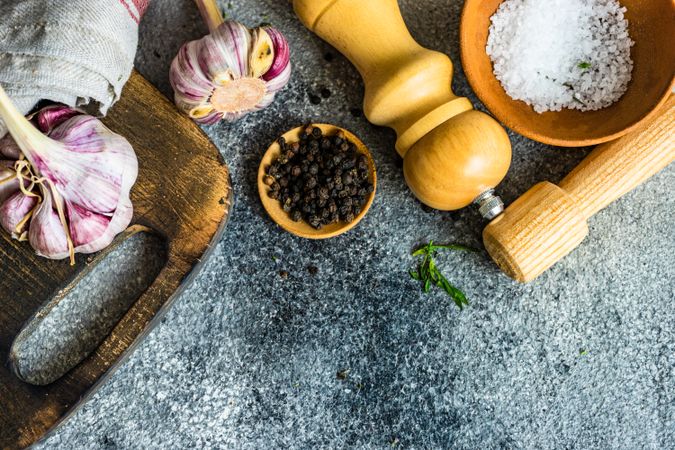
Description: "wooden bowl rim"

(257, 124), (377, 239)
(459, 0), (675, 147)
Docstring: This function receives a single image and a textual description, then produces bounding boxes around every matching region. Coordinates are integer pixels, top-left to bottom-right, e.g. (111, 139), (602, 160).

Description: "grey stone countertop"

(39, 0), (674, 449)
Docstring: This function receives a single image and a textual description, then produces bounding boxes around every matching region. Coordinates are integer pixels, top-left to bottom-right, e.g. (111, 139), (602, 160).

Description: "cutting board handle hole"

(8, 228), (167, 386)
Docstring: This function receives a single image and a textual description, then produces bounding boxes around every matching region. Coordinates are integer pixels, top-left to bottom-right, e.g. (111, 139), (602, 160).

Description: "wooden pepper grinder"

(484, 95), (674, 282)
(293, 0), (512, 214)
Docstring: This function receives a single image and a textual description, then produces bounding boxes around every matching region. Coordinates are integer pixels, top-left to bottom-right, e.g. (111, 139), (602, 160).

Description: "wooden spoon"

(257, 124), (376, 239)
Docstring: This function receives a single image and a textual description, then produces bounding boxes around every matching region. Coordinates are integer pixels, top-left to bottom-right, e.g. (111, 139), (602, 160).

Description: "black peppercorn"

(309, 215), (322, 229)
(265, 125), (374, 229)
(263, 175), (275, 186)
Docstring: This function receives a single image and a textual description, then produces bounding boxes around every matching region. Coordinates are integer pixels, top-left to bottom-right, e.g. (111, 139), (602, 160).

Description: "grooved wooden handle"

(560, 95), (675, 219)
(293, 0), (466, 153)
(484, 95), (674, 282)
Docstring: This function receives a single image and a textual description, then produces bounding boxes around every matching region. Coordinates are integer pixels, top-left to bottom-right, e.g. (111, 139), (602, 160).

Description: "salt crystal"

(486, 0), (634, 113)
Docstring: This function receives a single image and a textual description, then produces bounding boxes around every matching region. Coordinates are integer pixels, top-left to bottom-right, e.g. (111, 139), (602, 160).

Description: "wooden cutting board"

(0, 71), (232, 449)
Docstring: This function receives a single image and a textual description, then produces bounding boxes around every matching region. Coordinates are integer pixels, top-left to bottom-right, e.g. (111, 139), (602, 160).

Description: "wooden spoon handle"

(560, 95), (675, 219)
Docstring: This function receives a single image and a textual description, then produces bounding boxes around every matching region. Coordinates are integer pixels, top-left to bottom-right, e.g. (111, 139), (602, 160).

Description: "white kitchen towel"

(0, 0), (149, 137)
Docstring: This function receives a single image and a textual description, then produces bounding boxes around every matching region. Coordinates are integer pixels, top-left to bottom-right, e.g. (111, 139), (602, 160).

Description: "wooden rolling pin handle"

(484, 95), (674, 282)
(293, 0), (512, 211)
(560, 95), (675, 219)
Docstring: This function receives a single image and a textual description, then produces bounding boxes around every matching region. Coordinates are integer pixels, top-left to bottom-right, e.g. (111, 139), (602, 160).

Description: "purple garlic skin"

(0, 104), (138, 263)
(170, 20), (291, 125)
(0, 191), (37, 237)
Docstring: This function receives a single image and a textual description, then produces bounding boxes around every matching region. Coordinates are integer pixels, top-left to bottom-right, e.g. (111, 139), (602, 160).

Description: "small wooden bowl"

(460, 0), (675, 147)
(258, 124), (377, 239)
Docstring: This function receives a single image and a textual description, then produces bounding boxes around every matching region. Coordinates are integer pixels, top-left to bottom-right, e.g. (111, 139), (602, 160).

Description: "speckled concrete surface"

(37, 0), (674, 449)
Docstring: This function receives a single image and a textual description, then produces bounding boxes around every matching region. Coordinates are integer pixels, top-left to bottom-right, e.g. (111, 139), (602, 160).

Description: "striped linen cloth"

(0, 0), (149, 137)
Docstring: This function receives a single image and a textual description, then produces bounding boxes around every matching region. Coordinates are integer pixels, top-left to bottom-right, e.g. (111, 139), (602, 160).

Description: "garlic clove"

(35, 105), (81, 134)
(0, 134), (21, 160)
(170, 40), (216, 121)
(249, 27), (275, 78)
(261, 26), (290, 82)
(198, 110), (225, 125)
(28, 187), (70, 260)
(200, 21), (251, 80)
(188, 104), (216, 119)
(263, 60), (292, 96)
(70, 196), (133, 255)
(66, 200), (111, 247)
(0, 192), (37, 237)
(171, 40), (214, 100)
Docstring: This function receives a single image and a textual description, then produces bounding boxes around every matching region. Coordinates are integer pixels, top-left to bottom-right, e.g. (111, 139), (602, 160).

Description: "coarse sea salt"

(486, 0), (634, 113)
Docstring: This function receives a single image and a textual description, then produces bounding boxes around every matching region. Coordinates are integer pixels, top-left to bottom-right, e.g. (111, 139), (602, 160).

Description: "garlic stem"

(195, 0), (224, 33)
(0, 87), (77, 264)
(0, 84), (54, 171)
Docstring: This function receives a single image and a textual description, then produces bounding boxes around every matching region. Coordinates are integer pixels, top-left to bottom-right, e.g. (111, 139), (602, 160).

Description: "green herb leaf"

(577, 61), (591, 69)
(409, 240), (472, 309)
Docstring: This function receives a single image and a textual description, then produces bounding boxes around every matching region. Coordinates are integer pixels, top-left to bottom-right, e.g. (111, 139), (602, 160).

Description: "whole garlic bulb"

(170, 0), (291, 124)
(0, 89), (138, 264)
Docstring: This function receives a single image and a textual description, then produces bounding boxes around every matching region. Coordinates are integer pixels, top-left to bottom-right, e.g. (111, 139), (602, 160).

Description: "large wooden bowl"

(460, 0), (675, 147)
(258, 124), (376, 239)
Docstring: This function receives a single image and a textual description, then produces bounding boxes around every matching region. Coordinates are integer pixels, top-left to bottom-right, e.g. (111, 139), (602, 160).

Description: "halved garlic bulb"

(170, 0), (291, 125)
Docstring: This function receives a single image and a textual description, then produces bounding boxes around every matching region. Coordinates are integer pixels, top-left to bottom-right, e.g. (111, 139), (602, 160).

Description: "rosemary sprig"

(409, 241), (477, 309)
